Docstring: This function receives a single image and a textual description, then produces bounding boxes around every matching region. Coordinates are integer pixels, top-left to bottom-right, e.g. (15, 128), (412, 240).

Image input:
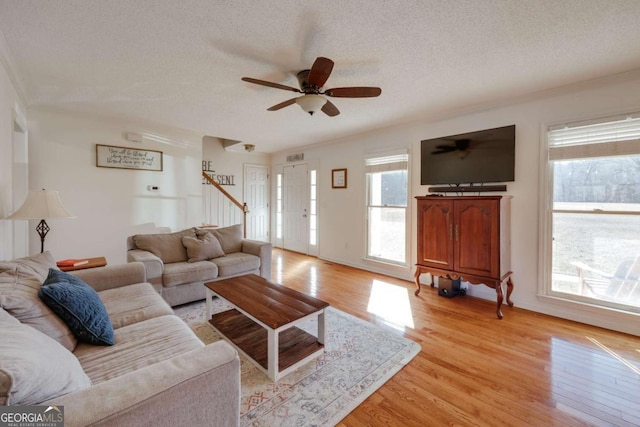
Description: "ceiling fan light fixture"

(296, 95), (326, 115)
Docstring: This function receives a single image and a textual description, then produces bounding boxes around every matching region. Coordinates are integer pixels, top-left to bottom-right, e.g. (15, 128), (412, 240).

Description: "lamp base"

(35, 219), (50, 253)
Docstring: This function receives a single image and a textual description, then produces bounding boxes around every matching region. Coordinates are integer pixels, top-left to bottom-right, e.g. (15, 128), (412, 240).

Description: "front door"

(282, 164), (309, 254)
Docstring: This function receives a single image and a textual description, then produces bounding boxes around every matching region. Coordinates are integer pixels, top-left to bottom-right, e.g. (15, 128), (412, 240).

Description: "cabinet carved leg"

(506, 277), (514, 307)
(495, 282), (504, 320)
(414, 268), (436, 296)
(414, 269), (422, 296)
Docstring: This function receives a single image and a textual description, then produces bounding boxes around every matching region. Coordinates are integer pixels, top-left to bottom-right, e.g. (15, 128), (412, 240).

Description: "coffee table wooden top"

(204, 274), (329, 329)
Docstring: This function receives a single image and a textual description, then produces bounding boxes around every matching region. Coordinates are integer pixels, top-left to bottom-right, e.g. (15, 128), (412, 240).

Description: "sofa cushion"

(0, 307), (92, 405)
(0, 251), (55, 281)
(99, 283), (173, 329)
(133, 228), (196, 264)
(74, 315), (203, 384)
(162, 261), (218, 288)
(209, 224), (243, 254)
(0, 252), (77, 351)
(210, 252), (260, 277)
(182, 232), (225, 263)
(39, 269), (115, 346)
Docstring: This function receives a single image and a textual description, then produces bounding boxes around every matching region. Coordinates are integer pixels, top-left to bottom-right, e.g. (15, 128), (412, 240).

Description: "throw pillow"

(0, 252), (78, 351)
(182, 233), (225, 262)
(210, 224), (243, 254)
(39, 269), (115, 346)
(133, 228), (196, 263)
(0, 308), (92, 405)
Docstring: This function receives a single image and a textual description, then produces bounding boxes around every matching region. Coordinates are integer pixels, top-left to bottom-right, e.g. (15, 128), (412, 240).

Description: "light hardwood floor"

(271, 248), (640, 427)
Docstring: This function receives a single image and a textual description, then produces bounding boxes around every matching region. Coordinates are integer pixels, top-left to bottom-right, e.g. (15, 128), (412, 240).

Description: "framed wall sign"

(332, 168), (347, 189)
(96, 144), (163, 171)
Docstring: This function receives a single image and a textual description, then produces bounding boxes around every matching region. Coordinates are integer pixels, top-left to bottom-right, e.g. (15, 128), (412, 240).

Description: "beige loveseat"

(0, 252), (240, 427)
(127, 224), (272, 307)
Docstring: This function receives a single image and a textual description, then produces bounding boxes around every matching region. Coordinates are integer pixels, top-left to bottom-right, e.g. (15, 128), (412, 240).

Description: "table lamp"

(5, 189), (75, 253)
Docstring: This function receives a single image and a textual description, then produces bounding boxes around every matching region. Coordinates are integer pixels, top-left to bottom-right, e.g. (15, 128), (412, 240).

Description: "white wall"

(0, 41), (27, 261)
(272, 72), (640, 335)
(27, 108), (204, 264)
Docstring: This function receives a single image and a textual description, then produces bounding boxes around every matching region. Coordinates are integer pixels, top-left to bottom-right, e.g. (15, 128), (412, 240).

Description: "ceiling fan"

(241, 57), (381, 117)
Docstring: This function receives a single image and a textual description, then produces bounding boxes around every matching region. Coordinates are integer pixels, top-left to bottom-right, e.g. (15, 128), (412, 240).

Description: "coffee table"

(204, 274), (330, 381)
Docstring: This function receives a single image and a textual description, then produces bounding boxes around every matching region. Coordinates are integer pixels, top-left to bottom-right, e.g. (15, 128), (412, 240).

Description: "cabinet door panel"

(418, 200), (454, 269)
(454, 199), (499, 278)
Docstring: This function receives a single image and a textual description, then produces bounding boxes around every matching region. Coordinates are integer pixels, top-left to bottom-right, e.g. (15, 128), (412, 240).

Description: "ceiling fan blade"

(242, 77), (301, 93)
(432, 146), (457, 154)
(324, 87), (382, 98)
(321, 100), (340, 117)
(267, 97), (298, 111)
(307, 57), (334, 88)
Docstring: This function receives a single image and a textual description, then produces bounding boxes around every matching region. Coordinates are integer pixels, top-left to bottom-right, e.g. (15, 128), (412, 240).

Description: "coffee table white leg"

(318, 309), (326, 344)
(268, 328), (278, 380)
(205, 289), (213, 322)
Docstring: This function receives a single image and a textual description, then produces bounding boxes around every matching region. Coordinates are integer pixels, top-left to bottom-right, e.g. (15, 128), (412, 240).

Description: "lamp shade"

(296, 95), (327, 115)
(5, 190), (75, 220)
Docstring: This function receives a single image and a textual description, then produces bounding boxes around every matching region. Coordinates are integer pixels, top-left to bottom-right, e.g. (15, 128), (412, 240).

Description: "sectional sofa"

(0, 252), (240, 426)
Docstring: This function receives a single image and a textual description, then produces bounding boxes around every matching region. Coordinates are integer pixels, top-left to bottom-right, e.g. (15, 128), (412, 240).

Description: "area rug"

(174, 299), (420, 426)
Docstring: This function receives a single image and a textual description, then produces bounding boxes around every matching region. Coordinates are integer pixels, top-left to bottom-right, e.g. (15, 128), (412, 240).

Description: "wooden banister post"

(243, 203), (248, 238)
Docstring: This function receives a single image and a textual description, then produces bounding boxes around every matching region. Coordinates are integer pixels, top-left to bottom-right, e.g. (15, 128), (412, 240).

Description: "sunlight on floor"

(551, 337), (640, 425)
(367, 279), (415, 330)
(586, 336), (640, 376)
(275, 255), (283, 283)
(274, 252), (318, 296)
(309, 265), (318, 297)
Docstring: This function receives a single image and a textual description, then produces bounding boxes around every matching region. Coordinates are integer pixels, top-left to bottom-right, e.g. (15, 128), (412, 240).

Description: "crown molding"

(0, 28), (28, 105)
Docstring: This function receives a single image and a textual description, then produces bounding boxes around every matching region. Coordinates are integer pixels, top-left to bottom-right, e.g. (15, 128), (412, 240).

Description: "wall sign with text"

(96, 144), (163, 171)
(202, 160), (236, 186)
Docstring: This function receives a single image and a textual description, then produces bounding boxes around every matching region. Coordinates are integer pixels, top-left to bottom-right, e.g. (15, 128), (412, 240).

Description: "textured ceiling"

(1, 0), (640, 153)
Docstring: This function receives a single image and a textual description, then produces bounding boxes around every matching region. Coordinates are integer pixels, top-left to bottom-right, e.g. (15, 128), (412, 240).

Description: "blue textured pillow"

(38, 269), (115, 346)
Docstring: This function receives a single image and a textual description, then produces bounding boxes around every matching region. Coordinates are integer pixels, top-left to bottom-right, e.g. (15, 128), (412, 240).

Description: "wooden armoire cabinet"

(414, 195), (514, 319)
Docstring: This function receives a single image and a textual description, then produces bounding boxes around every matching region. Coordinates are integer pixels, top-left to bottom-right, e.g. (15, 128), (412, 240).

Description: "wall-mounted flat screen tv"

(420, 124), (515, 185)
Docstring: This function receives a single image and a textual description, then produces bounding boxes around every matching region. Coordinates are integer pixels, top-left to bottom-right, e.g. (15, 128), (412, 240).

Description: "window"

(365, 152), (409, 265)
(546, 112), (640, 311)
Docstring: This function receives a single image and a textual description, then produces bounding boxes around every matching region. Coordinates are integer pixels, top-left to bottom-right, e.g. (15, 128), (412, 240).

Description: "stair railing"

(202, 171), (248, 237)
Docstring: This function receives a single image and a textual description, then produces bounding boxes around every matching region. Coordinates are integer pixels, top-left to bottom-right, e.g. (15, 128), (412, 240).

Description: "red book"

(56, 259), (89, 267)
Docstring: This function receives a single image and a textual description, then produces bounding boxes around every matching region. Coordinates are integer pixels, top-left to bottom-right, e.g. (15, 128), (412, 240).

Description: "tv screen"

(420, 125), (515, 185)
